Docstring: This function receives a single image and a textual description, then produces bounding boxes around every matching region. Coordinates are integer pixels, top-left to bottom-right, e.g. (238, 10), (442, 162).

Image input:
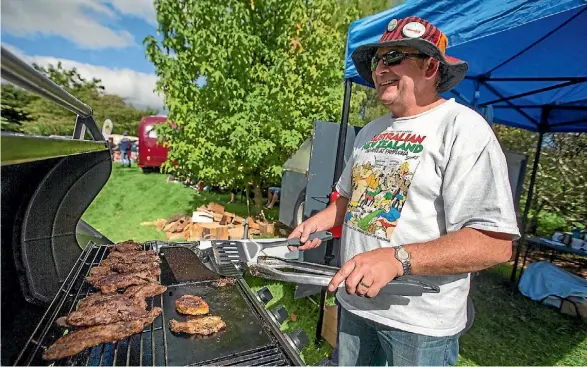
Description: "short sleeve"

(335, 152), (354, 199)
(442, 115), (521, 239)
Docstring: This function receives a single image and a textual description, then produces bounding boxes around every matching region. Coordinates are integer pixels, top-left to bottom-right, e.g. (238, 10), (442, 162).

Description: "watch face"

(396, 247), (409, 261)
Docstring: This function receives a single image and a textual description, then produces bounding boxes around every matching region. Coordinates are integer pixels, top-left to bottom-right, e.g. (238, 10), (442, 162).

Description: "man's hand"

(287, 220), (323, 251)
(328, 248), (403, 298)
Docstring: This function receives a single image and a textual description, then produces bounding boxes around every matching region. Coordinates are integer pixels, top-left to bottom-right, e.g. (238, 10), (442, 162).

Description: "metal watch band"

(396, 246), (412, 276)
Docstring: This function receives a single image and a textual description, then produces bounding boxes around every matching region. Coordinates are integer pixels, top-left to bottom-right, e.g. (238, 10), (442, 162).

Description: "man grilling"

(288, 16), (520, 366)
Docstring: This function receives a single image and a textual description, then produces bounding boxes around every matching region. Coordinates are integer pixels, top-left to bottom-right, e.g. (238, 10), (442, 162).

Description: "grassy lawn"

(83, 165), (587, 366)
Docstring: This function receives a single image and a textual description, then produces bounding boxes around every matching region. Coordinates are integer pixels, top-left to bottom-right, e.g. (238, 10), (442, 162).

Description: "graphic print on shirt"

(345, 130), (426, 241)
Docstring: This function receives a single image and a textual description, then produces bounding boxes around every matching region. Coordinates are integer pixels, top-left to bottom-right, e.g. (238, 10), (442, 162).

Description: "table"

(513, 236), (587, 282)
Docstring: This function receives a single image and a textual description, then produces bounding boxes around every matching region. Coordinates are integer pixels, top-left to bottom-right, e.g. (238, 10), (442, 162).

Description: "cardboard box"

(561, 296), (587, 318)
(321, 305), (338, 347)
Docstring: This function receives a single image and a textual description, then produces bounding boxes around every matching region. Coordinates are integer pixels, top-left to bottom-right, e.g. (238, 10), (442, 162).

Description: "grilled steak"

(110, 240), (141, 252)
(86, 271), (157, 294)
(76, 284), (167, 312)
(76, 292), (129, 310)
(169, 316), (226, 335)
(102, 250), (159, 265)
(125, 283), (167, 300)
(43, 308), (162, 361)
(66, 297), (148, 326)
(175, 295), (209, 315)
(88, 265), (112, 277)
(111, 261), (160, 275)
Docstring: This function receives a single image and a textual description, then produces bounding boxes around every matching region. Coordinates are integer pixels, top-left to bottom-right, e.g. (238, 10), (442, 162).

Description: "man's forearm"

(308, 196), (348, 231)
(404, 228), (513, 276)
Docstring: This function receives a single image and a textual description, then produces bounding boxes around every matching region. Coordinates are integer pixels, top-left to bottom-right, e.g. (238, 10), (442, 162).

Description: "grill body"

(15, 242), (302, 366)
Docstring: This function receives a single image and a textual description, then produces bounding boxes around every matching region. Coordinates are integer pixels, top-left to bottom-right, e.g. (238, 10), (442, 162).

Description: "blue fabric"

(338, 307), (460, 366)
(518, 261), (587, 301)
(344, 0), (587, 133)
(119, 138), (130, 152)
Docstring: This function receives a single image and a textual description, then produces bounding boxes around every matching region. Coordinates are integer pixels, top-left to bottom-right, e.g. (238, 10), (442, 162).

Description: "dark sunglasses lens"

(382, 51), (404, 66)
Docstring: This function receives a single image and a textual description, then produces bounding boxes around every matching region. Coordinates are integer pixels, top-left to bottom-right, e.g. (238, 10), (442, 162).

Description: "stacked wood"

(150, 202), (276, 241)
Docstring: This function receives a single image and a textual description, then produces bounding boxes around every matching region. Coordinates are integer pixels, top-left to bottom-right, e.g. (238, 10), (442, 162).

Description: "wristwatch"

(394, 246), (411, 276)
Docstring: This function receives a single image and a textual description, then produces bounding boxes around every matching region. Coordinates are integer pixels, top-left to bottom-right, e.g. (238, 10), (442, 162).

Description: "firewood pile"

(142, 202), (276, 241)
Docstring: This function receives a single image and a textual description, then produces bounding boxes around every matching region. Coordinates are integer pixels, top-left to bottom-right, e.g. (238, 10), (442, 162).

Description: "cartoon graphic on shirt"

(345, 130), (426, 241)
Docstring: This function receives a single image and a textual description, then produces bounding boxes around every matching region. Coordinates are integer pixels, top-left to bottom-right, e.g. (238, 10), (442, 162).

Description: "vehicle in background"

(138, 115), (169, 173)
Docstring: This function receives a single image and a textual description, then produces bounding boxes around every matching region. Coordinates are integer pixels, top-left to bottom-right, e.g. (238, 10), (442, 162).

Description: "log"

(200, 223), (229, 240)
(248, 217), (260, 230)
(207, 202), (225, 214)
(228, 225), (245, 240)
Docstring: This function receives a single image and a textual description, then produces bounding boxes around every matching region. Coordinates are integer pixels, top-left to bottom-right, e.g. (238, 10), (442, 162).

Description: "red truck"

(137, 115), (169, 172)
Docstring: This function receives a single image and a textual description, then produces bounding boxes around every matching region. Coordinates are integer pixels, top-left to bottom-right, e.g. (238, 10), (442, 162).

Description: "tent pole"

(315, 78), (352, 347)
(509, 112), (548, 284)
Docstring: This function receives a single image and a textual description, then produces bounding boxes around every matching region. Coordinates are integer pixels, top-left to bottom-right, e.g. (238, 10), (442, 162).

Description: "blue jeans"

(338, 307), (460, 366)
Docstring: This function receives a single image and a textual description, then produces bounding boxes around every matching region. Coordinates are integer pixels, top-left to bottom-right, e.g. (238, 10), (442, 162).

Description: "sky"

(1, 0), (166, 112)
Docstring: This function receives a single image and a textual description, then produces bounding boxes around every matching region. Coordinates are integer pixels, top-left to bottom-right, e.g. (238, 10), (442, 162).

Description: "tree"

(0, 84), (36, 132)
(145, 0), (365, 213)
(493, 125), (587, 235)
(1, 62), (159, 137)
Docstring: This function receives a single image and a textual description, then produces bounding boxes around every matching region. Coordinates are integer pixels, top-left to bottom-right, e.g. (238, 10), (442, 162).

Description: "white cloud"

(104, 0), (157, 26)
(1, 0), (148, 49)
(3, 45), (163, 111)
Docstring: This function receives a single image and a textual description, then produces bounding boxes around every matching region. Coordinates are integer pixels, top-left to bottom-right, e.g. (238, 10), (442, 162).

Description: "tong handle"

(377, 281), (425, 296)
(287, 231), (333, 247)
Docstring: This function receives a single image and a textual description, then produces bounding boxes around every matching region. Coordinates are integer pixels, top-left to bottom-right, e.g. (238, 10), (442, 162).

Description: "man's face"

(372, 46), (436, 108)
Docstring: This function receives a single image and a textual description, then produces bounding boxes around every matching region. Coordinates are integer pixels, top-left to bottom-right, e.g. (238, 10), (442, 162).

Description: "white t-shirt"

(335, 98), (520, 337)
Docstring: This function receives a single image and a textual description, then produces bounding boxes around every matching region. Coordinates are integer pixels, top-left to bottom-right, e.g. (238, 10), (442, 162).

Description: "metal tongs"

(248, 256), (440, 297)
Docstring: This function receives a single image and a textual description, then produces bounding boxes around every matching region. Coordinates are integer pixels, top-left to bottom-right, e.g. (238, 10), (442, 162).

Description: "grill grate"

(15, 242), (299, 366)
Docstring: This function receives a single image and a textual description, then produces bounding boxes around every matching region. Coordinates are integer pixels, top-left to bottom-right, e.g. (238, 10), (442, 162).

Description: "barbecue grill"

(1, 46), (305, 366)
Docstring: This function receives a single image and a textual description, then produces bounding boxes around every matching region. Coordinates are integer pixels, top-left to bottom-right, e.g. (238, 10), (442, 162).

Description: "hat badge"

(402, 21), (426, 38)
(387, 19), (398, 32)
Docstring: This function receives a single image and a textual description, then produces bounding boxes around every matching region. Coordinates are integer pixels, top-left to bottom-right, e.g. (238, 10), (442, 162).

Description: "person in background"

(265, 186), (281, 209)
(119, 132), (131, 168)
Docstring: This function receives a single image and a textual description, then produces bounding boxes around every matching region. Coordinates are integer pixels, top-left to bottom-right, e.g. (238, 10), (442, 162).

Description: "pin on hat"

(351, 16), (468, 93)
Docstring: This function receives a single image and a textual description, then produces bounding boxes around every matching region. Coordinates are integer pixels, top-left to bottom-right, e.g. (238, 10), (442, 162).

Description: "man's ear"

(425, 58), (440, 80)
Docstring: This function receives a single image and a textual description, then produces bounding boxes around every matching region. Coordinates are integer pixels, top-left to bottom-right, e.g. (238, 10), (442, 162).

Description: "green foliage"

(0, 83), (36, 132)
(1, 62), (158, 137)
(145, 0), (369, 213)
(494, 125), (587, 234)
(533, 211), (569, 237)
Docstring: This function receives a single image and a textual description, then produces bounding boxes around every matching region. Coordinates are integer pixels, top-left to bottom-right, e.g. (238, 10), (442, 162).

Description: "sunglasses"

(371, 50), (429, 71)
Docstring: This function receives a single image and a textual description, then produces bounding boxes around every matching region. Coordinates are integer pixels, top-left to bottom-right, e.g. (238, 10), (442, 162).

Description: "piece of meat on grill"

(76, 292), (128, 310)
(125, 283), (167, 301)
(110, 261), (160, 275)
(109, 240), (141, 252)
(66, 297), (148, 326)
(76, 284), (167, 311)
(175, 295), (209, 315)
(102, 250), (159, 265)
(88, 265), (112, 277)
(169, 316), (226, 335)
(43, 307), (162, 361)
(86, 271), (158, 294)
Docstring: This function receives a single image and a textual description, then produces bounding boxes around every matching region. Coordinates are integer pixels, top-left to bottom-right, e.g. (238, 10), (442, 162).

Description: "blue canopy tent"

(328, 0), (587, 293)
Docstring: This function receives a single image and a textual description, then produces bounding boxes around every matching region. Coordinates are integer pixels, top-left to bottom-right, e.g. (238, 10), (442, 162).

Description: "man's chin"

(379, 94), (398, 107)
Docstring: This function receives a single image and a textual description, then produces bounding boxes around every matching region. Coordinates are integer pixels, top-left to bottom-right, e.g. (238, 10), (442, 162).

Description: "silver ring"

(359, 281), (370, 288)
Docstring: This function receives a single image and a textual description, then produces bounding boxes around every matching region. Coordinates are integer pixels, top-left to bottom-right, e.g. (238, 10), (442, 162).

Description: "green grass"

(83, 165), (279, 243)
(458, 264), (587, 366)
(84, 165), (587, 366)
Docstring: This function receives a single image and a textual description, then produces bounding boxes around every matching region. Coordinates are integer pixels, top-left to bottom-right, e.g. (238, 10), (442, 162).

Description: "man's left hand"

(328, 248), (404, 298)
